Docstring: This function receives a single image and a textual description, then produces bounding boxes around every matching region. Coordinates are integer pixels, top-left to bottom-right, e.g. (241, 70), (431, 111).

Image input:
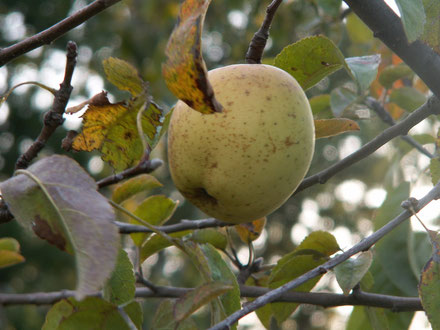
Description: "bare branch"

(0, 0), (122, 67)
(245, 0), (283, 64)
(15, 42), (78, 170)
(116, 218), (232, 234)
(0, 285), (422, 312)
(209, 181), (440, 329)
(295, 96), (440, 194)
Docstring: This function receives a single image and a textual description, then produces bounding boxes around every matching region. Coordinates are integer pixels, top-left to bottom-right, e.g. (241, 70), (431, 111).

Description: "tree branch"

(343, 0), (440, 101)
(209, 181), (440, 329)
(245, 0), (283, 64)
(295, 96), (440, 194)
(0, 0), (122, 67)
(0, 285), (422, 312)
(14, 41), (77, 170)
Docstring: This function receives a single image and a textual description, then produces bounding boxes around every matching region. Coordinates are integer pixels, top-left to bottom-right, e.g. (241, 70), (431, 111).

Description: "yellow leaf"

(314, 118), (360, 139)
(234, 217), (267, 243)
(162, 0), (222, 114)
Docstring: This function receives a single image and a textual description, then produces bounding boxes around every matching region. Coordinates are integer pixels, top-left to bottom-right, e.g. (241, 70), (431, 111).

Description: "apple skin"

(167, 64), (315, 224)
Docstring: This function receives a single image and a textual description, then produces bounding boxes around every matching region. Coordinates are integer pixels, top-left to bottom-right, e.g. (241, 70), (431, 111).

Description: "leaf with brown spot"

(72, 95), (163, 171)
(314, 118), (360, 139)
(0, 155), (119, 300)
(103, 57), (145, 97)
(162, 0), (222, 114)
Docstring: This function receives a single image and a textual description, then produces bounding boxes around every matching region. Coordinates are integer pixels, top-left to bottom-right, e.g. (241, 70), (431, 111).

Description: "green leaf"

(330, 86), (357, 117)
(378, 63), (414, 89)
(103, 57), (144, 97)
(191, 228), (227, 250)
(347, 306), (389, 330)
(43, 297), (142, 330)
(346, 13), (374, 44)
(130, 195), (178, 246)
(162, 0), (222, 114)
(314, 118), (360, 139)
(146, 107), (174, 151)
(140, 230), (192, 263)
(274, 35), (349, 90)
(174, 282), (233, 322)
(389, 87), (427, 112)
(310, 94), (331, 116)
(245, 275), (273, 328)
(395, 0), (426, 42)
(151, 299), (198, 330)
(112, 174), (162, 204)
(419, 256), (440, 329)
(430, 158), (440, 185)
(0, 237), (25, 269)
(268, 231), (340, 323)
(420, 0), (440, 53)
(334, 251), (373, 295)
(346, 55), (381, 92)
(0, 155), (120, 300)
(103, 249), (135, 306)
(374, 182), (418, 296)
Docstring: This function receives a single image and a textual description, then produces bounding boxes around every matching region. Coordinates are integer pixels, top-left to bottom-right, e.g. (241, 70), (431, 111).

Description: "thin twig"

(14, 42), (78, 170)
(0, 284), (422, 312)
(365, 97), (434, 159)
(295, 96), (440, 194)
(245, 0), (283, 64)
(209, 181), (440, 329)
(0, 0), (122, 66)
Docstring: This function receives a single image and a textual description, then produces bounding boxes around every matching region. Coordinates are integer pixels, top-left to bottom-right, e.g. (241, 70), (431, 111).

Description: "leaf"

(42, 297), (142, 330)
(147, 107), (174, 151)
(274, 35), (350, 90)
(112, 174), (163, 204)
(346, 13), (374, 44)
(245, 275), (273, 329)
(346, 55), (381, 92)
(268, 231), (340, 323)
(72, 97), (163, 171)
(330, 86), (357, 117)
(191, 228), (227, 250)
(347, 306), (389, 330)
(152, 299), (198, 330)
(103, 57), (144, 97)
(317, 0), (342, 16)
(103, 249), (135, 306)
(395, 0), (426, 42)
(162, 0), (222, 114)
(140, 230), (192, 263)
(378, 63), (414, 89)
(420, 0), (440, 53)
(334, 251), (373, 295)
(419, 256), (440, 329)
(174, 282), (233, 322)
(430, 158), (440, 185)
(314, 118), (360, 139)
(389, 87), (427, 112)
(374, 182), (418, 296)
(0, 155), (119, 300)
(130, 195), (178, 246)
(234, 217), (266, 243)
(0, 237), (25, 269)
(309, 94), (331, 116)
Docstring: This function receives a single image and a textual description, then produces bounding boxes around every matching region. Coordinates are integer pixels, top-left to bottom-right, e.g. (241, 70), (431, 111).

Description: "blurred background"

(0, 0), (437, 329)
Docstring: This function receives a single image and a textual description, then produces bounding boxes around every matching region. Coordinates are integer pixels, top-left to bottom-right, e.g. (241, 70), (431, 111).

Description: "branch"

(295, 96), (440, 194)
(245, 0), (283, 64)
(0, 285), (422, 312)
(15, 41), (78, 170)
(365, 97), (434, 159)
(116, 218), (232, 234)
(210, 181), (440, 329)
(344, 0), (440, 101)
(0, 0), (122, 67)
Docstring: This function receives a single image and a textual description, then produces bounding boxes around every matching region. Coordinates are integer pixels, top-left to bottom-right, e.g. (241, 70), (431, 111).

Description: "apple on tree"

(167, 64), (315, 224)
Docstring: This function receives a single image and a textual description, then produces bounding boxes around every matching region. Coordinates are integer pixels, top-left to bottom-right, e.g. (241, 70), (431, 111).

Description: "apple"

(167, 64), (315, 224)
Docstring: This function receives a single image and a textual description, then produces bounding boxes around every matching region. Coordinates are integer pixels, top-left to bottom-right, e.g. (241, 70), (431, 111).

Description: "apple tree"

(1, 0), (440, 329)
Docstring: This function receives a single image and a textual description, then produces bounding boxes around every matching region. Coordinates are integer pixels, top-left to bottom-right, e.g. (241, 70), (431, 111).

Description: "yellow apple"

(167, 64), (314, 224)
